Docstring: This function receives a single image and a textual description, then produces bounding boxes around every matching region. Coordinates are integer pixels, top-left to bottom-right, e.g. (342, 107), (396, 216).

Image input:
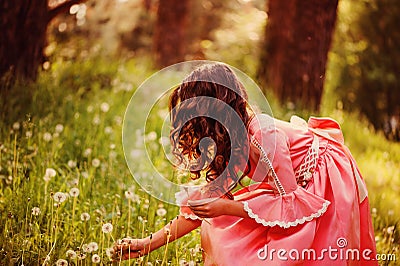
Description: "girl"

(113, 63), (377, 265)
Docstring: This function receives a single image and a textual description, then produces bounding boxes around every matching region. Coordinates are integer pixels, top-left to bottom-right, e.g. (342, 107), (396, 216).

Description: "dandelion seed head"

(81, 171), (89, 179)
(66, 250), (77, 259)
(82, 244), (91, 253)
(69, 187), (80, 197)
(67, 160), (77, 168)
(125, 191), (140, 202)
(43, 132), (52, 142)
(81, 212), (90, 221)
(77, 253), (86, 260)
(146, 131), (157, 141)
(12, 122), (20, 130)
(92, 115), (101, 125)
(56, 259), (68, 266)
(83, 148), (92, 157)
(55, 124), (64, 133)
(92, 158), (100, 168)
(109, 151), (117, 159)
(100, 102), (110, 113)
(104, 126), (113, 134)
(387, 226), (395, 234)
(179, 259), (188, 266)
(105, 247), (114, 258)
(88, 242), (99, 252)
(53, 192), (67, 203)
(32, 207), (41, 216)
(156, 208), (167, 217)
(87, 105), (94, 113)
(45, 168), (56, 177)
(26, 131), (32, 138)
(114, 116), (122, 125)
(92, 254), (101, 263)
(102, 223), (113, 233)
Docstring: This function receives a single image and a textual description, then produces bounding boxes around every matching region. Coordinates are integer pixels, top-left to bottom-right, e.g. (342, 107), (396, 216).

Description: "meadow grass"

(0, 57), (398, 265)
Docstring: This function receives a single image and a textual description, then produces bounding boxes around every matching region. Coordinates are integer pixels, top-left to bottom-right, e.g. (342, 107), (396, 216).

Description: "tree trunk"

(153, 0), (190, 68)
(258, 0), (339, 111)
(0, 0), (87, 82)
(0, 0), (49, 81)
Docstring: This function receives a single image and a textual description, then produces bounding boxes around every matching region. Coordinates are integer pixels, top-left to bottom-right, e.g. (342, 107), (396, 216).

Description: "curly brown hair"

(169, 63), (253, 198)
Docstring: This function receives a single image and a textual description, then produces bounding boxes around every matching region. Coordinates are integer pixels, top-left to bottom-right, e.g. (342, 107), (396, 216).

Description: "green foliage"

(0, 57), (202, 265)
(328, 0), (400, 134)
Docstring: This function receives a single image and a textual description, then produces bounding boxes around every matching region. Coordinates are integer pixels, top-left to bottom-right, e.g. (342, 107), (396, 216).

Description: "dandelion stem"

(127, 200), (131, 237)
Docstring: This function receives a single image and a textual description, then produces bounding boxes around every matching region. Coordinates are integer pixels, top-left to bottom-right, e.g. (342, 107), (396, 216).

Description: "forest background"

(0, 0), (399, 265)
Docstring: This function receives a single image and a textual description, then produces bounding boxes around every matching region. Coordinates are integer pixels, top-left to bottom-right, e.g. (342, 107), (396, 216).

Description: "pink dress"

(176, 115), (377, 265)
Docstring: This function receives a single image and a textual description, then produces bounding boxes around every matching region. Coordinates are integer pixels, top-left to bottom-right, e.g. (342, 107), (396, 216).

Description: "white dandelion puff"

(102, 223), (113, 234)
(55, 124), (64, 133)
(92, 115), (101, 125)
(56, 259), (68, 266)
(88, 242), (98, 252)
(100, 102), (110, 113)
(66, 250), (77, 259)
(87, 105), (94, 113)
(53, 192), (67, 203)
(77, 253), (86, 260)
(43, 167), (57, 182)
(105, 248), (114, 258)
(92, 158), (100, 168)
(67, 160), (77, 168)
(104, 126), (113, 135)
(69, 187), (80, 197)
(12, 122), (20, 130)
(81, 212), (90, 221)
(114, 116), (122, 125)
(156, 208), (167, 217)
(82, 244), (91, 253)
(146, 131), (157, 141)
(83, 148), (92, 157)
(26, 131), (32, 138)
(92, 254), (101, 263)
(31, 207), (41, 216)
(43, 132), (52, 142)
(124, 191), (140, 202)
(387, 226), (395, 235)
(81, 171), (89, 179)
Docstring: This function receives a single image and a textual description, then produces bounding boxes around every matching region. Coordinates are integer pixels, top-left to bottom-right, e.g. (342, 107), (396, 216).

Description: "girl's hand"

(112, 238), (148, 261)
(188, 198), (232, 218)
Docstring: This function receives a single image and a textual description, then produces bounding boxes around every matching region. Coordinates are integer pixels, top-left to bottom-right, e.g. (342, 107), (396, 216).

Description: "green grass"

(0, 56), (398, 265)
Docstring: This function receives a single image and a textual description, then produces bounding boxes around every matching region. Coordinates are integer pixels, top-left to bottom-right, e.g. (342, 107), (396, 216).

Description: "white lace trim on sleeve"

(180, 211), (202, 221)
(243, 200), (330, 229)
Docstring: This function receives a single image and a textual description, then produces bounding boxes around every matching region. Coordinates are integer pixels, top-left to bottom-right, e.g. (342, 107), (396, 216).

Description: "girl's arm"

(113, 215), (201, 260)
(188, 198), (248, 219)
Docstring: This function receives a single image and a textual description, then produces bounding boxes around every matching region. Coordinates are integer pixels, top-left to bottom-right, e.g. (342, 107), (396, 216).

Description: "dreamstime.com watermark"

(257, 237), (397, 262)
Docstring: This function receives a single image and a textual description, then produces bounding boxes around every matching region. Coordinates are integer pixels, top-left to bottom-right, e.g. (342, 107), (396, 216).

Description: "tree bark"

(258, 0), (339, 111)
(0, 0), (87, 82)
(153, 0), (190, 68)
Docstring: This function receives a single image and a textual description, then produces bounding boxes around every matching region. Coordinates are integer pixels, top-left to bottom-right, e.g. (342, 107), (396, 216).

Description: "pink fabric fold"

(240, 186), (330, 228)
